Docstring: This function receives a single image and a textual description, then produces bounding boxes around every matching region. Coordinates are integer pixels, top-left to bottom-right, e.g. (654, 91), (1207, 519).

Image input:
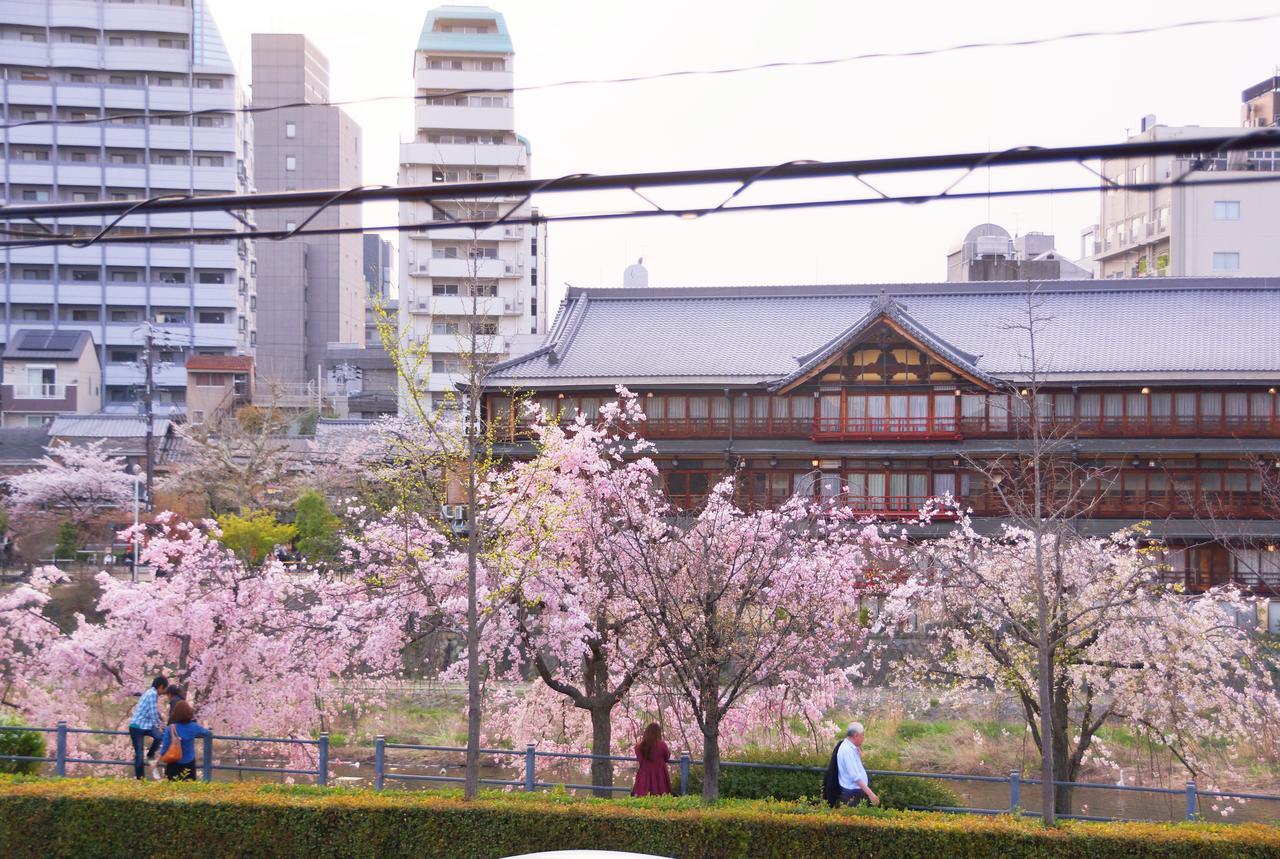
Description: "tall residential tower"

(398, 6), (548, 413)
(0, 0), (256, 419)
(251, 33), (363, 385)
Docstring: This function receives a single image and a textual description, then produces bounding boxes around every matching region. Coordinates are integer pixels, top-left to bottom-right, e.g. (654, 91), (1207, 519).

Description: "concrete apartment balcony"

(400, 141), (527, 168)
(414, 104), (514, 131)
(49, 43), (100, 69)
(104, 46), (190, 74)
(147, 87), (195, 113)
(98, 86), (146, 111)
(2, 161), (54, 185)
(46, 0), (97, 27)
(192, 244), (240, 268)
(415, 67), (514, 94)
(103, 164), (148, 187)
(406, 295), (525, 317)
(147, 126), (194, 150)
(104, 363), (186, 387)
(57, 282), (106, 304)
(412, 223), (525, 242)
(7, 282), (52, 303)
(1, 383), (78, 414)
(104, 284), (147, 305)
(4, 81), (53, 106)
(191, 126), (237, 152)
(193, 285), (239, 307)
(2, 42), (47, 67)
(0, 0), (46, 26)
(409, 257), (519, 279)
(100, 126), (147, 149)
(150, 285), (193, 306)
(61, 84), (116, 109)
(101, 1), (192, 31)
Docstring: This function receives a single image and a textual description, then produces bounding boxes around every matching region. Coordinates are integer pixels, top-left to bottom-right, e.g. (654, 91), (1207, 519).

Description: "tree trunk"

(701, 713), (721, 803)
(463, 390), (481, 801)
(1035, 588), (1056, 824)
(589, 703), (614, 797)
(1052, 689), (1074, 817)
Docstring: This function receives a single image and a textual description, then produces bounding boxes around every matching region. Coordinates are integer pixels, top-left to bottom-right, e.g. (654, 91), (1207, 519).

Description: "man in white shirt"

(836, 722), (880, 807)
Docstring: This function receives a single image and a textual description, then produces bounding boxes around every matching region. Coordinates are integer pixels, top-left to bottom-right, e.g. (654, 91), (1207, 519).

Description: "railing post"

(679, 753), (690, 797)
(1185, 781), (1197, 821)
(317, 733), (329, 787)
(202, 733), (213, 782)
(524, 743), (536, 792)
(374, 735), (385, 791)
(54, 721), (67, 777)
(1008, 770), (1021, 814)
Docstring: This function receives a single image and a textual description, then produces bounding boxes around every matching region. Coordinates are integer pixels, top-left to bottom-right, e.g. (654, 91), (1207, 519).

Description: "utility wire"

(7, 171), (1280, 250)
(1, 11), (1276, 130)
(4, 130), (1279, 224)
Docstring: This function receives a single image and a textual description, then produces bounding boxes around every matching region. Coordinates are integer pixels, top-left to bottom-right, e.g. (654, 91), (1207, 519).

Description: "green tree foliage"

(293, 490), (340, 563)
(685, 747), (958, 810)
(215, 510), (298, 566)
(53, 520), (78, 562)
(0, 713), (44, 774)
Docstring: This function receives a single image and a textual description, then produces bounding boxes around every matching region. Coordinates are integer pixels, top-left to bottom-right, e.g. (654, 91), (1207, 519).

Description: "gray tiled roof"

(48, 414), (171, 439)
(486, 278), (1280, 387)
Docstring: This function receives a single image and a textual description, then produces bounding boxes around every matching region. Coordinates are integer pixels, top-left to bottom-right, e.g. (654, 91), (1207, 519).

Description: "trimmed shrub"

(1, 777), (1277, 859)
(688, 747), (958, 810)
(0, 717), (44, 775)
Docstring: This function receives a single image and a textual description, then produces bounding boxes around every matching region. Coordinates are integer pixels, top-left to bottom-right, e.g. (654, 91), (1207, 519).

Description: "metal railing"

(4, 723), (1278, 823)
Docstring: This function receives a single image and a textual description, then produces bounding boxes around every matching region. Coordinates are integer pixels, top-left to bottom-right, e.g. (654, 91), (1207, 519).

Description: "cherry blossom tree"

(1, 514), (440, 764)
(6, 441), (134, 520)
(880, 513), (1280, 817)
(599, 478), (885, 801)
(480, 390), (661, 794)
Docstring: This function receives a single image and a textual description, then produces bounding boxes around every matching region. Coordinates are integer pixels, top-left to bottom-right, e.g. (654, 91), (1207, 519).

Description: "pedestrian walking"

(128, 675), (168, 780)
(823, 722), (880, 808)
(157, 700), (210, 782)
(630, 722), (672, 797)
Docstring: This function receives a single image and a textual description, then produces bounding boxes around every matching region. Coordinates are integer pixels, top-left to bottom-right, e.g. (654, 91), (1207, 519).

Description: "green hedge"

(688, 748), (959, 810)
(0, 717), (44, 776)
(2, 777), (1278, 859)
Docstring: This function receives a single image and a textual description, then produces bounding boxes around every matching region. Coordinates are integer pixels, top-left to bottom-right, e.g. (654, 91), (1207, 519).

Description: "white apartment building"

(0, 0), (256, 417)
(398, 5), (548, 413)
(1087, 78), (1280, 279)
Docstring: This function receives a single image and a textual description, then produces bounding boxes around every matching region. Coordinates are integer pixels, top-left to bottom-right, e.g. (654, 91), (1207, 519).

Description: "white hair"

(846, 722), (865, 736)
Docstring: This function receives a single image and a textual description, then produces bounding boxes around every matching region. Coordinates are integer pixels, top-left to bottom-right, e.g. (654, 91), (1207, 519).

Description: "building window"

(193, 373), (224, 387)
(21, 268), (50, 281)
(285, 155), (297, 171)
(1213, 201), (1241, 221)
(433, 283), (459, 296)
(22, 308), (51, 321)
(198, 311), (226, 324)
(110, 349), (139, 363)
(198, 272), (226, 284)
(111, 310), (140, 322)
(71, 269), (99, 282)
(285, 121), (296, 139)
(1213, 252), (1241, 272)
(71, 309), (100, 321)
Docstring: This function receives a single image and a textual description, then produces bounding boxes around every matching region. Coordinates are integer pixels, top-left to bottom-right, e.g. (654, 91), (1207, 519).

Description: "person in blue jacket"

(157, 699), (210, 781)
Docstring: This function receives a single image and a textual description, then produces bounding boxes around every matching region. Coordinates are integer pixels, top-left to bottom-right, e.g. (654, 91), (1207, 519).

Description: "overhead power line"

(1, 11), (1276, 130)
(4, 129), (1280, 229)
(7, 162), (1280, 249)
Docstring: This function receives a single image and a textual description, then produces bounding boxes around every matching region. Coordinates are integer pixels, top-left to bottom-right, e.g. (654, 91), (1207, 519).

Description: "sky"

(209, 0), (1280, 309)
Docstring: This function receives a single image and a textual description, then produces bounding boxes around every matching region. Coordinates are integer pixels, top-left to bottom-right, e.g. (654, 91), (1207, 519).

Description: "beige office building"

(1088, 77), (1280, 279)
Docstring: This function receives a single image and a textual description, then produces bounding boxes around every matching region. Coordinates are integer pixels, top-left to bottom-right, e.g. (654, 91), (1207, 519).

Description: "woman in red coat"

(631, 722), (672, 797)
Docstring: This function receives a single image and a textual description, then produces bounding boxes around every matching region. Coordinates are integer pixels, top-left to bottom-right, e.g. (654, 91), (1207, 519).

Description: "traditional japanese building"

(483, 277), (1280, 598)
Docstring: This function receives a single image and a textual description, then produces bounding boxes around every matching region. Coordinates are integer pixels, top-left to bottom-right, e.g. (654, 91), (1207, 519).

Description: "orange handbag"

(159, 725), (183, 765)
